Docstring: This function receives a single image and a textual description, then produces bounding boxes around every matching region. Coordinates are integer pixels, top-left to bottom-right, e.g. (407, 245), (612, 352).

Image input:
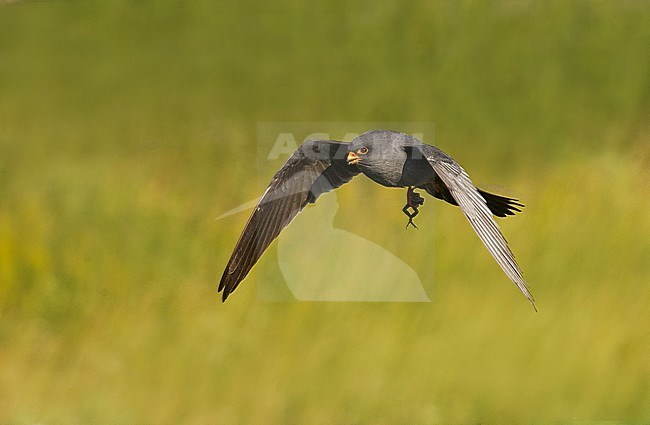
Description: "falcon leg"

(402, 187), (425, 229)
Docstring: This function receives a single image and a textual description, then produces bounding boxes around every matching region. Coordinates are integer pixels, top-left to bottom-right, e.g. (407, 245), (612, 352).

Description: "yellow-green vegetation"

(1, 1), (649, 423)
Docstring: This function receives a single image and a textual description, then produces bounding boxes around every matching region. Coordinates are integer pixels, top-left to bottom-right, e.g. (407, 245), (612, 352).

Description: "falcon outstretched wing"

(415, 144), (536, 310)
(219, 140), (359, 301)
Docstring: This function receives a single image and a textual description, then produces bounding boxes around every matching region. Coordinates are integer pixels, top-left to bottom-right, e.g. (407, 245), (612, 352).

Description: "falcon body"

(219, 129), (536, 310)
(348, 131), (434, 187)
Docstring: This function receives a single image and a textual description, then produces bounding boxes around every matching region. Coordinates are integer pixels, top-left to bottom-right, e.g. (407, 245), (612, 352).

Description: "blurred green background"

(1, 1), (649, 423)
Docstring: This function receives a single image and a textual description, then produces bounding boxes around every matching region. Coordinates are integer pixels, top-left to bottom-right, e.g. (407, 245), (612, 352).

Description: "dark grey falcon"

(219, 129), (536, 310)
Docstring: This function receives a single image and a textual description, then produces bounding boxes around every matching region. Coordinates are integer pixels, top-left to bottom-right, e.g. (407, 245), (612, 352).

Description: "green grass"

(1, 1), (649, 423)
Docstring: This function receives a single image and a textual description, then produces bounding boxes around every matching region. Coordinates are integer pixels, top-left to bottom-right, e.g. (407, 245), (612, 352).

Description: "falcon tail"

(420, 182), (524, 218)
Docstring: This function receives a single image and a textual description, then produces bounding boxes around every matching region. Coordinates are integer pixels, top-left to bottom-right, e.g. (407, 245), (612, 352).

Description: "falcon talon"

(406, 187), (425, 208)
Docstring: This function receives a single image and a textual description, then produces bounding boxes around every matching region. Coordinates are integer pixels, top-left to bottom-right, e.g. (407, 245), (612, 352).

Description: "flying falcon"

(219, 129), (536, 310)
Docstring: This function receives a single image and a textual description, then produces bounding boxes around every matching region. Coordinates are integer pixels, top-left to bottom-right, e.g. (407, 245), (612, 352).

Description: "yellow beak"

(347, 151), (360, 165)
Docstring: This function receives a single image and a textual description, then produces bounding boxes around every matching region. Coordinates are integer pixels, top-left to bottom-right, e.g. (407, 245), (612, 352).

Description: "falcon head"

(347, 129), (415, 166)
(346, 146), (368, 165)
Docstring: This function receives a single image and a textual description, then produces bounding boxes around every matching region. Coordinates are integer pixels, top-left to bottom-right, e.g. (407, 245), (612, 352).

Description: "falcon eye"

(357, 147), (369, 155)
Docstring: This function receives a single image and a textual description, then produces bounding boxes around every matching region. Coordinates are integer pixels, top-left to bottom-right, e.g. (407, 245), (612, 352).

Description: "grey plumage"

(219, 129), (535, 310)
(420, 147), (535, 310)
(218, 140), (359, 300)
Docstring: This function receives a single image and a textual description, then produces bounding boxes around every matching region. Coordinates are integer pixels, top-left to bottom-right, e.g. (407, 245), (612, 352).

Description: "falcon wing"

(219, 140), (360, 301)
(415, 144), (536, 310)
